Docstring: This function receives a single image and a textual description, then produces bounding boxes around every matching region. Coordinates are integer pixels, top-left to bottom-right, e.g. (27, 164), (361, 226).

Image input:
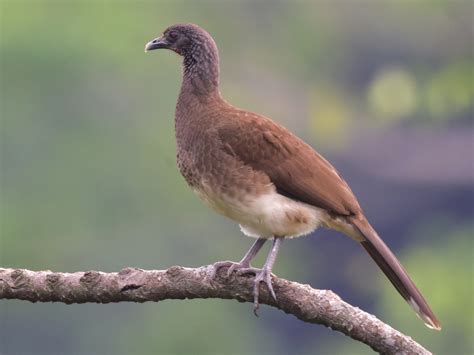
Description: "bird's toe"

(212, 261), (237, 278)
(252, 268), (277, 316)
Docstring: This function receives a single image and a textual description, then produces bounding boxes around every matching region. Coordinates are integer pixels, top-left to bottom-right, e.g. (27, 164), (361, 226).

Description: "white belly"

(194, 186), (328, 239)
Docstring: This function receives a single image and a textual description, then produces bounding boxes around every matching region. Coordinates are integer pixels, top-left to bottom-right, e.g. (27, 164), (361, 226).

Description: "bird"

(144, 23), (441, 330)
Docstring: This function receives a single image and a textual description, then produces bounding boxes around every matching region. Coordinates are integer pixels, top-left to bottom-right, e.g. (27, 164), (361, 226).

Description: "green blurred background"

(1, 1), (473, 354)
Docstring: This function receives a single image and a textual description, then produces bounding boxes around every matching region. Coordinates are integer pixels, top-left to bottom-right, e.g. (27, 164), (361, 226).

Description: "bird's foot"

(237, 267), (277, 315)
(212, 260), (251, 279)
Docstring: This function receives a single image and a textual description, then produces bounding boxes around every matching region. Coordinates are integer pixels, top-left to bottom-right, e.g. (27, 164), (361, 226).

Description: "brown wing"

(217, 109), (361, 216)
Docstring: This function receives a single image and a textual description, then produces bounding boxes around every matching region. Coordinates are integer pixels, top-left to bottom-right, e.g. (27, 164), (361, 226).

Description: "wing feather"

(217, 110), (361, 216)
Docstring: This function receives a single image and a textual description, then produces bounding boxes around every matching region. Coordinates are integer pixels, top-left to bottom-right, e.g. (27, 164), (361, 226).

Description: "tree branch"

(0, 264), (429, 354)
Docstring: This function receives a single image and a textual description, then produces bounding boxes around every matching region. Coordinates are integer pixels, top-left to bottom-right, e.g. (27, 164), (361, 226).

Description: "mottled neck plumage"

(175, 31), (223, 148)
(180, 34), (220, 98)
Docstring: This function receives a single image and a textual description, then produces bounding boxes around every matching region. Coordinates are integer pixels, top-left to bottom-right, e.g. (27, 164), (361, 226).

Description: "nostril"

(152, 39), (158, 43)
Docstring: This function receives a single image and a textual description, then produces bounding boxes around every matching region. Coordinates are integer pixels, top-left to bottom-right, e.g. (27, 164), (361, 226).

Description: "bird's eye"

(168, 30), (178, 41)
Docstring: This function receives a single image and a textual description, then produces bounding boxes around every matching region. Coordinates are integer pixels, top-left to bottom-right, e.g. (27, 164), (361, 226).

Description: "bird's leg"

(237, 237), (283, 315)
(213, 238), (266, 278)
(227, 237), (267, 275)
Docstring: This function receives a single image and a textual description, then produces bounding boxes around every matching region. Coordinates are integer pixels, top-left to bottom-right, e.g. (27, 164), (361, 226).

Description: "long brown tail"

(350, 216), (441, 330)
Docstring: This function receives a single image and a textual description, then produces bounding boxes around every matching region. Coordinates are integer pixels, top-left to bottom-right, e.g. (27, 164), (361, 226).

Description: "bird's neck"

(179, 42), (221, 99)
(175, 41), (225, 145)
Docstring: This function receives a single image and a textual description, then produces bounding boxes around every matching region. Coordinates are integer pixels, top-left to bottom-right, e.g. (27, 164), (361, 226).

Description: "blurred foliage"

(424, 61), (473, 120)
(1, 0), (472, 354)
(308, 87), (353, 150)
(368, 67), (418, 121)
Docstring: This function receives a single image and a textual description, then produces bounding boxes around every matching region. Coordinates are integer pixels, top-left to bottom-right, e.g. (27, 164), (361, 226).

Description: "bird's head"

(145, 23), (214, 57)
(145, 23), (221, 95)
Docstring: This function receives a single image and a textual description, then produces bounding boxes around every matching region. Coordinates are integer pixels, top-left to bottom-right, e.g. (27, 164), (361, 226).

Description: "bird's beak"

(144, 36), (169, 52)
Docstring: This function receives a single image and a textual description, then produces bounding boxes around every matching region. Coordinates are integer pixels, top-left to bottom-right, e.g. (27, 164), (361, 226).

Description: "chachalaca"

(145, 23), (441, 330)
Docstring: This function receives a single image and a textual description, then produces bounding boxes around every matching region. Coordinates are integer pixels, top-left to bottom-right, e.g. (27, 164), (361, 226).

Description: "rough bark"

(0, 265), (430, 355)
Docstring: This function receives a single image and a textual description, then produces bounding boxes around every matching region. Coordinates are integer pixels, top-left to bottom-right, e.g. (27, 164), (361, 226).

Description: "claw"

(214, 261), (278, 315)
(213, 238), (267, 279)
(226, 262), (244, 277)
(251, 267), (277, 316)
(215, 238), (281, 315)
(211, 261), (235, 279)
(212, 260), (253, 279)
(235, 267), (260, 276)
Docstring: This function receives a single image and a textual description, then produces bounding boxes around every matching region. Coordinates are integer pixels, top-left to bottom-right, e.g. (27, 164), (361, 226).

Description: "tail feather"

(351, 216), (441, 330)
